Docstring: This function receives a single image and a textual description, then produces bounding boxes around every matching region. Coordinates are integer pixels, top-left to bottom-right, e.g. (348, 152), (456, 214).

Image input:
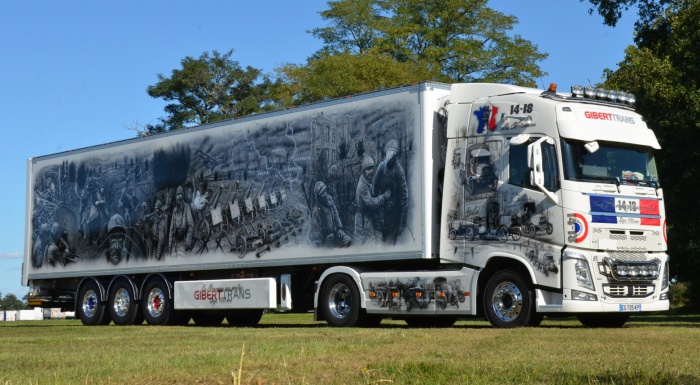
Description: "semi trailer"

(23, 82), (669, 328)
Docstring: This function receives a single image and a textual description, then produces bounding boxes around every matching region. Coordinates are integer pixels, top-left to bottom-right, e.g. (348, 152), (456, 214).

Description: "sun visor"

(557, 105), (661, 149)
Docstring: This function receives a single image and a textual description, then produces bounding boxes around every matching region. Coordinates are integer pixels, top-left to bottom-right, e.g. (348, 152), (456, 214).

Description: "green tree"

(600, 0), (700, 305)
(276, 0), (547, 106)
(141, 50), (275, 134)
(583, 0), (672, 46)
(0, 293), (28, 310)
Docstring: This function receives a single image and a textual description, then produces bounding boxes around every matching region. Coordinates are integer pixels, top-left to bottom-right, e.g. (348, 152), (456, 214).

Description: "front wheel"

(320, 274), (361, 327)
(483, 271), (537, 328)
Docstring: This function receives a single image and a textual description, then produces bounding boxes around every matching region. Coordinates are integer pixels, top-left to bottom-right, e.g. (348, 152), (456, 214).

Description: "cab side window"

(509, 138), (558, 192)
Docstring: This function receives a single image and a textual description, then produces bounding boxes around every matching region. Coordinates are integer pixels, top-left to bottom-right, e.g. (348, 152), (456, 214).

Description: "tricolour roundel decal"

(574, 213), (588, 243)
(663, 219), (667, 244)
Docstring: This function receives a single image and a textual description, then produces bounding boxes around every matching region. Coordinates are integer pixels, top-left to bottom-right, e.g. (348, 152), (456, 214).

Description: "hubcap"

(491, 281), (523, 322)
(147, 288), (166, 318)
(328, 283), (352, 319)
(113, 288), (131, 317)
(82, 289), (98, 318)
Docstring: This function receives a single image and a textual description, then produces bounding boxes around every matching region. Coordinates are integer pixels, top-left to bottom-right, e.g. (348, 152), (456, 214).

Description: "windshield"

(562, 139), (660, 187)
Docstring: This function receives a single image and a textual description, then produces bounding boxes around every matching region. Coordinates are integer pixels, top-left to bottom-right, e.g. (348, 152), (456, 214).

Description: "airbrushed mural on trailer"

(28, 92), (424, 275)
(441, 101), (565, 288)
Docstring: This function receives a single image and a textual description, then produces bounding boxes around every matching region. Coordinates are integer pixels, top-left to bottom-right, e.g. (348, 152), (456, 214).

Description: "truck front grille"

(603, 284), (655, 298)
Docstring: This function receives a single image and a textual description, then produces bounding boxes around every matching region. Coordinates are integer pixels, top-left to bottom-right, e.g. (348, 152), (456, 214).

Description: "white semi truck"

(23, 82), (669, 328)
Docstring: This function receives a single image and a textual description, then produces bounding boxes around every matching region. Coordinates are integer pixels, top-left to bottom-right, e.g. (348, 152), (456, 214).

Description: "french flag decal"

(589, 195), (661, 226)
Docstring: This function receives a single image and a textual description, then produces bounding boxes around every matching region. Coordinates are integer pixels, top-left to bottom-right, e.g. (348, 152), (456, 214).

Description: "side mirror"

(528, 137), (558, 204)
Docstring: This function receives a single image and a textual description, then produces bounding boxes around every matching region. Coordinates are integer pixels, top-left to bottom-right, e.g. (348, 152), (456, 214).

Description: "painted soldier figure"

(354, 156), (391, 246)
(169, 185), (194, 257)
(309, 181), (351, 248)
(374, 139), (409, 245)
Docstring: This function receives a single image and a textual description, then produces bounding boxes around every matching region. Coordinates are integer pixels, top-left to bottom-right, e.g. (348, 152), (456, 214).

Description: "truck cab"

(440, 83), (669, 327)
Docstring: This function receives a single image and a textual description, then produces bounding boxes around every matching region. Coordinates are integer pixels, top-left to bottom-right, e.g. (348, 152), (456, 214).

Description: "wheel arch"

(107, 275), (140, 301)
(476, 255), (536, 315)
(74, 277), (107, 310)
(313, 266), (365, 321)
(140, 273), (173, 300)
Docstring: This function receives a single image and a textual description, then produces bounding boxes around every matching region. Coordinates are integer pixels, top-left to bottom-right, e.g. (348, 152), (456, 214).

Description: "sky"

(0, 1), (638, 298)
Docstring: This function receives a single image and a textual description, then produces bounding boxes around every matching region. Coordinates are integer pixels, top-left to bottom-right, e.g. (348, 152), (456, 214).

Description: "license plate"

(619, 304), (642, 312)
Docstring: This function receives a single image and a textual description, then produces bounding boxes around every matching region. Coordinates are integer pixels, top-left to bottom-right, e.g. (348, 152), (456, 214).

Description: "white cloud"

(0, 251), (22, 260)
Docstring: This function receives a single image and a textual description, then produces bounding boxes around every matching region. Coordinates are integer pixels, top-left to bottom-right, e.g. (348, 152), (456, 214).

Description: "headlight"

(575, 259), (595, 291)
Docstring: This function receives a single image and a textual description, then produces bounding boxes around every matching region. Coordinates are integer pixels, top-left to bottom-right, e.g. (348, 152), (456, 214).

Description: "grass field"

(1, 313), (699, 385)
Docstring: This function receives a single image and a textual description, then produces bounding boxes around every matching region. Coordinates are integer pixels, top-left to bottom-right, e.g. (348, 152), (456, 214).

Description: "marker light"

(571, 85), (584, 98)
(596, 88), (608, 99)
(570, 85), (635, 107)
(548, 83), (557, 93)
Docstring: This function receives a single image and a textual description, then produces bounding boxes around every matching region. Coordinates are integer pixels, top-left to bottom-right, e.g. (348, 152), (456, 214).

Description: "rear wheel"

(109, 280), (139, 326)
(578, 313), (629, 328)
(484, 271), (537, 328)
(321, 274), (362, 327)
(77, 281), (107, 326)
(142, 279), (173, 325)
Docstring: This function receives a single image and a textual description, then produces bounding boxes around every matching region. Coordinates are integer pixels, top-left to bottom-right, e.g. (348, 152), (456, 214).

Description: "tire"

(226, 309), (264, 327)
(483, 271), (537, 328)
(405, 316), (457, 328)
(448, 229), (457, 240)
(528, 224), (537, 238)
(437, 296), (447, 310)
(545, 223), (553, 235)
(77, 281), (107, 326)
(141, 279), (173, 326)
(465, 226), (476, 241)
(511, 228), (522, 241)
(577, 313), (630, 328)
(497, 226), (509, 242)
(320, 274), (362, 327)
(109, 280), (139, 326)
(192, 313), (225, 327)
(235, 236), (247, 258)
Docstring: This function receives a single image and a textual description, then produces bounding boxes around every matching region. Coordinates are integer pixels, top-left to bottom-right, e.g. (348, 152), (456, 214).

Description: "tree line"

(135, 0), (700, 310)
(0, 291), (29, 311)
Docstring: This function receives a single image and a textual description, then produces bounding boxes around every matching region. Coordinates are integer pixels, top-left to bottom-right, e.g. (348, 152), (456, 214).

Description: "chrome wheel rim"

(491, 281), (523, 322)
(113, 288), (131, 317)
(147, 287), (166, 318)
(81, 289), (98, 318)
(328, 283), (352, 319)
